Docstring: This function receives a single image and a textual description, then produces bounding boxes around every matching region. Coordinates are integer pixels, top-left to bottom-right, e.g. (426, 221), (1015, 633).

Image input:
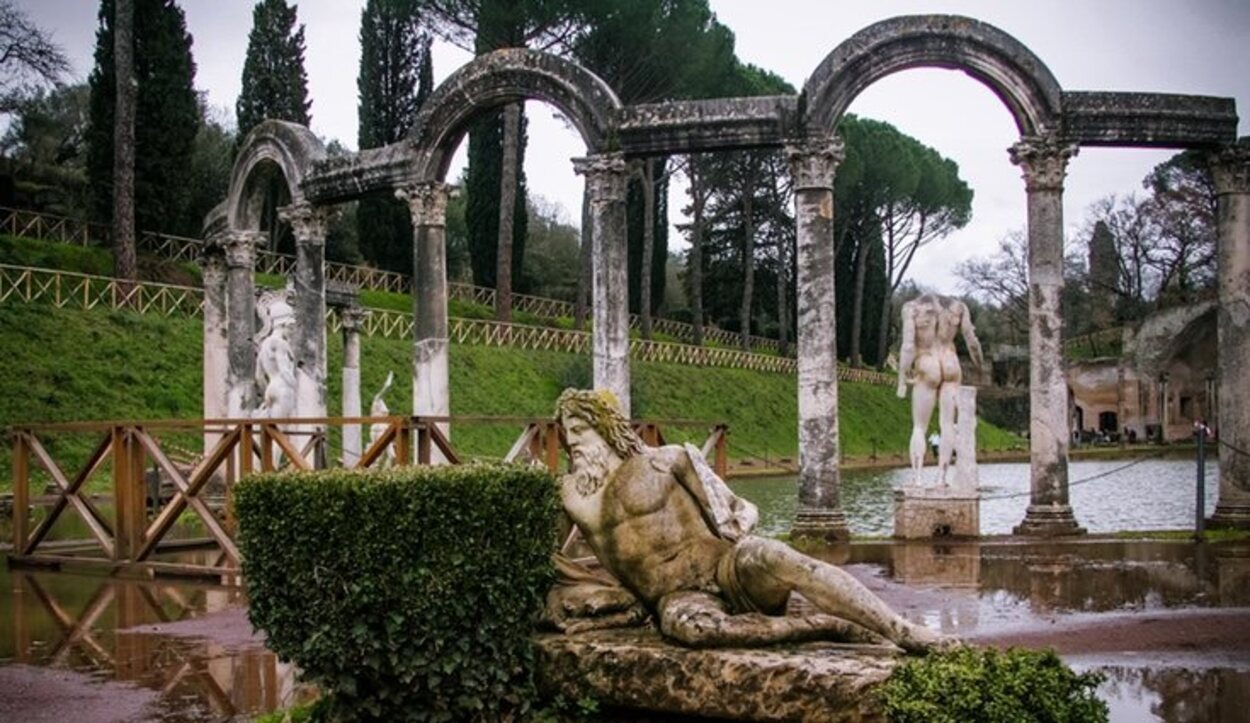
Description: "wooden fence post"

(714, 425), (728, 479)
(12, 431), (28, 551)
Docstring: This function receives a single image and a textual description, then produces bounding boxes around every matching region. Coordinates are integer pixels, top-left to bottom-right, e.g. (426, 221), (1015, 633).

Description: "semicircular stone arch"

(407, 48), (622, 182)
(226, 119), (328, 230)
(802, 15), (1063, 137)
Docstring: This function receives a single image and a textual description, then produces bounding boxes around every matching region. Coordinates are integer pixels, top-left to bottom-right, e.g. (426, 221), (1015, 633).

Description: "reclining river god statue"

(549, 389), (954, 653)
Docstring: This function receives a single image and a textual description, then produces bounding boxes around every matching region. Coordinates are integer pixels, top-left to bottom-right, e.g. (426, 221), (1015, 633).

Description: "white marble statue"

(254, 287), (298, 420)
(368, 371), (396, 464)
(896, 293), (984, 486)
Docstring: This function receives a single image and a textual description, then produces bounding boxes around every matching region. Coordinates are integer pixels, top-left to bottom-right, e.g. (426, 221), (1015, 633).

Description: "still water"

(733, 458), (1216, 537)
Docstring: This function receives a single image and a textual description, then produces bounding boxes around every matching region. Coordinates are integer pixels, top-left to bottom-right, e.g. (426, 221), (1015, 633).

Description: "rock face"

(534, 628), (898, 722)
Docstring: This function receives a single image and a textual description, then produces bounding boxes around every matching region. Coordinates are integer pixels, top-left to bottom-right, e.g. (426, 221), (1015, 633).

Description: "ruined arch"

(802, 15), (1063, 136)
(407, 48), (622, 181)
(226, 120), (328, 230)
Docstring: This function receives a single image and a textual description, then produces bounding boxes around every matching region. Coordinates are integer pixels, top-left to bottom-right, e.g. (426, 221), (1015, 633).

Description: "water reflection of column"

(786, 135), (850, 541)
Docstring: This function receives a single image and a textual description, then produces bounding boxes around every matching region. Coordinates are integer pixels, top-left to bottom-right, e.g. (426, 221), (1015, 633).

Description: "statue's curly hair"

(554, 388), (643, 459)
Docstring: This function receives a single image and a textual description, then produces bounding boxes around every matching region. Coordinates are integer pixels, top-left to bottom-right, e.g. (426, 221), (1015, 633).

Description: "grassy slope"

(0, 234), (1021, 488)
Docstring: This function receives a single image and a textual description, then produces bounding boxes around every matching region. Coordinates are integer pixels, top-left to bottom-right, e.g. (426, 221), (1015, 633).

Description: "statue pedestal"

(535, 628), (897, 721)
(894, 486), (980, 539)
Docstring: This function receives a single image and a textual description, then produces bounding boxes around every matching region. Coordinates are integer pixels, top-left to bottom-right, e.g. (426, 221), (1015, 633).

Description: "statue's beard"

(568, 447), (613, 497)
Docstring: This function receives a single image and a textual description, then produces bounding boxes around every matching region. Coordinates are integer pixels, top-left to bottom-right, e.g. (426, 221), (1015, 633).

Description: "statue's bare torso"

(563, 446), (730, 607)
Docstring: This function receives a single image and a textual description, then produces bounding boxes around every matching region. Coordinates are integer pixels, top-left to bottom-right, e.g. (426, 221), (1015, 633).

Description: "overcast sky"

(19, 0), (1250, 293)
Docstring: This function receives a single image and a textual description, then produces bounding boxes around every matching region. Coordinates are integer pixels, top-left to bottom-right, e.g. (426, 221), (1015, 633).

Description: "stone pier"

(398, 182), (451, 459)
(200, 236), (228, 454)
(1009, 134), (1086, 537)
(575, 153), (631, 417)
(786, 137), (850, 541)
(223, 230), (261, 417)
(1210, 142), (1250, 528)
(278, 202), (330, 421)
(340, 305), (367, 467)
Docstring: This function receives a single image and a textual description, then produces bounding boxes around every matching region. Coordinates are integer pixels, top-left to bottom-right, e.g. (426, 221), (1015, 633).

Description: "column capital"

(222, 230), (262, 270)
(277, 201), (332, 246)
(1008, 133), (1080, 192)
(573, 152), (628, 202)
(1209, 143), (1250, 196)
(199, 232), (228, 275)
(784, 135), (845, 191)
(396, 181), (452, 227)
(339, 305), (369, 333)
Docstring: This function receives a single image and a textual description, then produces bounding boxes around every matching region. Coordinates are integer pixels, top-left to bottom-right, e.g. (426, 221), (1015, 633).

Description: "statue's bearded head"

(555, 389), (643, 496)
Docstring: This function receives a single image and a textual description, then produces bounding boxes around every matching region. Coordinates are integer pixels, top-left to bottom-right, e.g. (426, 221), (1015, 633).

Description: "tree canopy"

(236, 0), (311, 136)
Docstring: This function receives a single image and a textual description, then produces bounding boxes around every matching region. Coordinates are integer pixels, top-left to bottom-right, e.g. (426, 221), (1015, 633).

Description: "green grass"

(0, 298), (1024, 493)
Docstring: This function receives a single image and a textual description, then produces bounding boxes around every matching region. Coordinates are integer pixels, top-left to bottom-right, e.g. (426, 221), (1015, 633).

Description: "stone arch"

(226, 119), (327, 230)
(802, 15), (1063, 136)
(407, 48), (622, 181)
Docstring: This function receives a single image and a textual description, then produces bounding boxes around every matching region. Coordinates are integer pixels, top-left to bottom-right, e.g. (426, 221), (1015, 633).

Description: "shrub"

(235, 464), (560, 722)
(878, 646), (1108, 723)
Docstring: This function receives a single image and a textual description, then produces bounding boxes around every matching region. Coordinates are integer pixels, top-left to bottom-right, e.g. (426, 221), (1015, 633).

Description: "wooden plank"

(135, 428), (240, 565)
(502, 424), (539, 464)
(26, 434), (116, 558)
(544, 422), (561, 473)
(12, 431), (28, 552)
(268, 427), (312, 471)
(428, 424), (460, 465)
(23, 432), (113, 555)
(356, 423), (396, 469)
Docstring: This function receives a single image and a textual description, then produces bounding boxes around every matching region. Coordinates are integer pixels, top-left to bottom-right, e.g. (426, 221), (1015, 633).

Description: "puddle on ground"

(3, 538), (1248, 721)
(0, 558), (308, 721)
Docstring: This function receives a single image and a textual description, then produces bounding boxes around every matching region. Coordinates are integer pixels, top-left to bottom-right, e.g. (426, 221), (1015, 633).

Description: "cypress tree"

(356, 0), (432, 274)
(236, 0), (311, 136)
(86, 0), (199, 236)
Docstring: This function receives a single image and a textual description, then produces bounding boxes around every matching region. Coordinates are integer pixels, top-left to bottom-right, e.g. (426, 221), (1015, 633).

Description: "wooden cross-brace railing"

(8, 414), (727, 579)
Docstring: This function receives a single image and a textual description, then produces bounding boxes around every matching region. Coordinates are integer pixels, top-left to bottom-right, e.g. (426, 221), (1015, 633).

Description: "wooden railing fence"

(1, 205), (785, 351)
(7, 415), (727, 579)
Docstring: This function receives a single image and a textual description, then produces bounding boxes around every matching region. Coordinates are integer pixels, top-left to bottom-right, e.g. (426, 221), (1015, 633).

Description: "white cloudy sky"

(19, 0), (1250, 293)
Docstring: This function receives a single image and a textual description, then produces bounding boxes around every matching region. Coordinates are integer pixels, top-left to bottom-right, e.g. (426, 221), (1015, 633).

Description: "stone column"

(1209, 143), (1250, 528)
(224, 230), (261, 417)
(200, 236), (228, 452)
(340, 305), (368, 467)
(396, 181), (451, 460)
(574, 153), (631, 417)
(278, 201), (330, 420)
(786, 136), (849, 541)
(1009, 133), (1086, 536)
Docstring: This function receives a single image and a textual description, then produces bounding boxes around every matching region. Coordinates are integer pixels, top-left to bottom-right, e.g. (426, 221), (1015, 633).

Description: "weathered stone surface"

(1063, 91), (1237, 148)
(618, 96), (798, 156)
(534, 628), (897, 722)
(1210, 142), (1250, 528)
(803, 15), (1063, 136)
(1010, 133), (1085, 537)
(894, 491), (980, 539)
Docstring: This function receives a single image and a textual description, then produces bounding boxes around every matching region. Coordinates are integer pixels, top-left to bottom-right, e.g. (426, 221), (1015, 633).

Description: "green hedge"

(878, 646), (1108, 723)
(235, 465), (560, 721)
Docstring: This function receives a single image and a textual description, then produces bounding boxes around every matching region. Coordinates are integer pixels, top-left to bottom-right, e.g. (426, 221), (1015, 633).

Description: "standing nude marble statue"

(254, 289), (298, 419)
(551, 389), (953, 653)
(896, 294), (984, 486)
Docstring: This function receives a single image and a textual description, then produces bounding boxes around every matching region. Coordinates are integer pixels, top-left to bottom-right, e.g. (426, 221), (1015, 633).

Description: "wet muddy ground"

(2, 537), (1247, 721)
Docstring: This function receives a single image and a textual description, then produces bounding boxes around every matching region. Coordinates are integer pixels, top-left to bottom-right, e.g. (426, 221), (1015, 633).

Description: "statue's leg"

(937, 382), (959, 485)
(910, 381), (938, 484)
(656, 591), (884, 648)
(734, 538), (956, 654)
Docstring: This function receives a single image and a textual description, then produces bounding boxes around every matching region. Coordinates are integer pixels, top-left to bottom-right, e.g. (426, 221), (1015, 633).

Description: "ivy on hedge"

(235, 464), (560, 722)
(878, 646), (1108, 723)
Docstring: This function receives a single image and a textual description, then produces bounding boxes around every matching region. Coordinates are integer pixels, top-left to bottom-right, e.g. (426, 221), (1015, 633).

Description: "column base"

(1013, 504), (1087, 537)
(791, 508), (850, 542)
(1209, 500), (1250, 530)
